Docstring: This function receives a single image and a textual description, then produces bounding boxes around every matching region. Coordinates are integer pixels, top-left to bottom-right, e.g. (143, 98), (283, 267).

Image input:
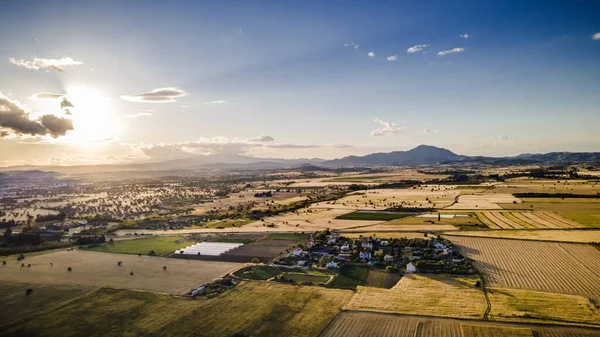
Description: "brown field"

(344, 274), (487, 319)
(443, 229), (600, 243)
(461, 325), (533, 337)
(341, 223), (459, 232)
(320, 311), (600, 337)
(492, 178), (600, 195)
(242, 208), (384, 231)
(476, 212), (585, 230)
(0, 250), (244, 295)
(499, 199), (600, 228)
(445, 193), (521, 210)
(341, 232), (429, 239)
(448, 236), (600, 301)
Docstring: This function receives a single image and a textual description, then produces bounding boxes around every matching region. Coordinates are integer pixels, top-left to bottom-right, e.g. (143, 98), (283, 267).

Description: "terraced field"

(449, 236), (600, 301)
(320, 311), (600, 337)
(475, 212), (584, 229)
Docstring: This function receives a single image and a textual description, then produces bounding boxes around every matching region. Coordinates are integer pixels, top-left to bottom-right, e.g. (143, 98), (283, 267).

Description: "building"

(406, 262), (417, 273)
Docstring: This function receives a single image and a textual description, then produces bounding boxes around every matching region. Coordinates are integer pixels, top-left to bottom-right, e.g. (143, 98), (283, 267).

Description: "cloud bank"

(121, 87), (187, 103)
(0, 93), (73, 138)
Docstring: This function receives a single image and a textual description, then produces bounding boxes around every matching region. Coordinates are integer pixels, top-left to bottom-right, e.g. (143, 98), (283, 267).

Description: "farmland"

(0, 250), (243, 294)
(448, 236), (600, 301)
(474, 211), (583, 230)
(0, 282), (353, 337)
(444, 229), (600, 243)
(335, 211), (412, 221)
(321, 311), (600, 337)
(87, 235), (188, 256)
(499, 198), (600, 228)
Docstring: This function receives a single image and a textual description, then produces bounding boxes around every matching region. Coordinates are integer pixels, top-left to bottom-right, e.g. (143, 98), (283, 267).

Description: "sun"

(63, 86), (120, 142)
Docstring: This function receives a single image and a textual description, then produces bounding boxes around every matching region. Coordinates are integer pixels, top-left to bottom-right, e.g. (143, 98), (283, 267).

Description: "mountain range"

(1, 145), (599, 174)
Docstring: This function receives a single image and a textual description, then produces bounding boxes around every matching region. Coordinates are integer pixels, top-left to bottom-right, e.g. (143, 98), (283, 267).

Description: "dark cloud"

(60, 98), (74, 109)
(32, 93), (65, 100)
(0, 93), (73, 138)
(121, 87), (187, 103)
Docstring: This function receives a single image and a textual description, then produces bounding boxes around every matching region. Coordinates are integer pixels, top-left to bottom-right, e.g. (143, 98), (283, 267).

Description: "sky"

(1, 0), (599, 167)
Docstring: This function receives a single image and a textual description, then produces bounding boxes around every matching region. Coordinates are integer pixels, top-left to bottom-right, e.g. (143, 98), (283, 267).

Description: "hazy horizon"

(2, 0), (600, 167)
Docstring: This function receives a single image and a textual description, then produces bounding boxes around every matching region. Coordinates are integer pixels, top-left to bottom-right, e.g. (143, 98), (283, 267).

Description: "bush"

(251, 258), (260, 264)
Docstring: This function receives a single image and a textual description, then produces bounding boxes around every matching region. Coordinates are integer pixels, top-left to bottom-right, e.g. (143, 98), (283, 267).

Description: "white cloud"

(9, 57), (83, 72)
(437, 48), (465, 56)
(202, 100), (227, 104)
(344, 42), (359, 50)
(414, 128), (439, 135)
(370, 118), (403, 136)
(124, 112), (153, 118)
(30, 93), (65, 100)
(407, 44), (430, 53)
(120, 87), (187, 103)
(592, 32), (600, 40)
(249, 135), (275, 142)
(387, 55), (398, 61)
(459, 33), (471, 39)
(368, 52), (375, 58)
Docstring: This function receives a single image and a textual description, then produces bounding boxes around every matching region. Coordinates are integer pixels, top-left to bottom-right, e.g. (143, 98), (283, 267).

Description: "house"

(293, 248), (303, 256)
(297, 260), (307, 267)
(327, 233), (340, 244)
(362, 243), (373, 250)
(340, 243), (351, 251)
(359, 251), (372, 260)
(380, 240), (389, 247)
(406, 262), (417, 273)
(383, 255), (395, 263)
(326, 261), (339, 269)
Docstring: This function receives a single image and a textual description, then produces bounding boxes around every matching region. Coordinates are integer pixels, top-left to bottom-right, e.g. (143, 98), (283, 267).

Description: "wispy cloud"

(202, 100), (227, 104)
(343, 42), (359, 50)
(249, 135), (275, 142)
(368, 52), (375, 58)
(124, 112), (153, 118)
(121, 87), (187, 103)
(437, 48), (465, 56)
(592, 32), (600, 40)
(9, 57), (82, 72)
(459, 33), (471, 39)
(407, 44), (430, 53)
(387, 55), (398, 61)
(414, 128), (439, 135)
(30, 93), (65, 100)
(370, 118), (403, 136)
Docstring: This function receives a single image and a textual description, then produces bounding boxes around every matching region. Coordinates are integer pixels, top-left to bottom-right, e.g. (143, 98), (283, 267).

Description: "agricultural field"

(281, 269), (332, 284)
(475, 211), (583, 230)
(328, 265), (370, 290)
(492, 178), (600, 195)
(445, 193), (521, 210)
(346, 214), (481, 232)
(499, 199), (600, 228)
(321, 311), (600, 337)
(232, 265), (280, 280)
(334, 210), (412, 221)
(341, 232), (430, 240)
(0, 282), (353, 337)
(323, 170), (450, 183)
(0, 282), (91, 326)
(448, 236), (600, 301)
(0, 250), (243, 295)
(444, 229), (600, 243)
(345, 274), (487, 319)
(87, 235), (188, 256)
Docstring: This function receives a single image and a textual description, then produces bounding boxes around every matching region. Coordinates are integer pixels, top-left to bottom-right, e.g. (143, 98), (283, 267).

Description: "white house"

(380, 240), (389, 247)
(293, 248), (303, 256)
(383, 255), (395, 263)
(406, 262), (417, 273)
(359, 251), (372, 260)
(362, 243), (373, 250)
(326, 261), (339, 269)
(297, 260), (307, 267)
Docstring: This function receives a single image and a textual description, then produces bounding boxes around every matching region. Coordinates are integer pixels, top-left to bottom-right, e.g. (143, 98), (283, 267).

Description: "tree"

(251, 258), (260, 264)
(3, 227), (12, 239)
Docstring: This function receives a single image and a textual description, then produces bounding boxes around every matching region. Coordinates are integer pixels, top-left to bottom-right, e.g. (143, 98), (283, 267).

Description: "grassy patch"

(214, 237), (255, 244)
(87, 236), (186, 256)
(328, 265), (370, 290)
(1, 282), (353, 337)
(232, 265), (281, 280)
(0, 282), (91, 325)
(335, 211), (412, 221)
(281, 270), (331, 284)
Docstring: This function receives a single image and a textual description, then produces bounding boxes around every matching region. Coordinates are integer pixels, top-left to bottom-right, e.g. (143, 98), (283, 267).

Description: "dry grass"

(344, 274), (487, 319)
(445, 194), (521, 210)
(0, 250), (243, 295)
(443, 229), (600, 243)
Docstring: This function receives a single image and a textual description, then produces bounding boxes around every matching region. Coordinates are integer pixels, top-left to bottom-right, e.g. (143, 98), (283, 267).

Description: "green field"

(499, 198), (600, 228)
(0, 282), (91, 326)
(214, 237), (255, 244)
(232, 265), (281, 280)
(281, 270), (332, 284)
(0, 282), (353, 337)
(87, 236), (187, 256)
(335, 211), (412, 221)
(328, 265), (370, 290)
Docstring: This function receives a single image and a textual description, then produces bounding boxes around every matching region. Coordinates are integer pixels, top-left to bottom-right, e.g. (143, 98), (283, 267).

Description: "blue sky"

(1, 0), (599, 165)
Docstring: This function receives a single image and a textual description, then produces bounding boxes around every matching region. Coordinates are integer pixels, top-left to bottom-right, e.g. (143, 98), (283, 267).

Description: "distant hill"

(323, 145), (467, 166)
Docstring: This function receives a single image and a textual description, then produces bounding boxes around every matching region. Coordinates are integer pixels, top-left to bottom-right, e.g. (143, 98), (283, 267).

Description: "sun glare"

(63, 86), (120, 142)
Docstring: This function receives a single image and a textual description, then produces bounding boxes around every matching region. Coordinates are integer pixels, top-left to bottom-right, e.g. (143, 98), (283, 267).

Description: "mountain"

(323, 145), (466, 166)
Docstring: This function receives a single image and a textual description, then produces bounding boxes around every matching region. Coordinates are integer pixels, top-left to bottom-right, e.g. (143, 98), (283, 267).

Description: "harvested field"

(499, 199), (600, 228)
(243, 208), (385, 231)
(88, 235), (188, 256)
(1, 282), (353, 337)
(321, 311), (600, 337)
(446, 194), (521, 210)
(461, 325), (533, 337)
(476, 212), (585, 229)
(365, 270), (401, 288)
(341, 232), (429, 240)
(0, 250), (243, 295)
(344, 274), (487, 319)
(342, 223), (458, 232)
(443, 229), (600, 243)
(448, 236), (600, 301)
